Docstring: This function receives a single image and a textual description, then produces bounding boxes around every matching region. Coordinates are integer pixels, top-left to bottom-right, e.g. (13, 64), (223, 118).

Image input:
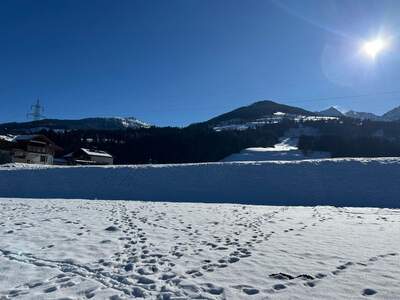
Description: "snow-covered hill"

(0, 198), (399, 299)
(1, 158), (400, 207)
(0, 117), (151, 133)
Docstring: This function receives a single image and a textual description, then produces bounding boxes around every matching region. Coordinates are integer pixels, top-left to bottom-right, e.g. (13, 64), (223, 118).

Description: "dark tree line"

(298, 119), (400, 157)
(12, 117), (400, 164)
(299, 135), (400, 157)
(44, 123), (290, 164)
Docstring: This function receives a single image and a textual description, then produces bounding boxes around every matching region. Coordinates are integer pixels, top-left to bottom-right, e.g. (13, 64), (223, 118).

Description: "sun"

(362, 38), (387, 59)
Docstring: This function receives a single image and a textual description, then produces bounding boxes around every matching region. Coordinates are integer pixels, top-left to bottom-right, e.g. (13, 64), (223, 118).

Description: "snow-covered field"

(1, 157), (400, 298)
(1, 157), (400, 207)
(0, 198), (399, 299)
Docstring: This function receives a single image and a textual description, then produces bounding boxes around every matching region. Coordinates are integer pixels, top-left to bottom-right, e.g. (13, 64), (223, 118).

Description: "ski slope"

(1, 157), (400, 207)
(0, 198), (399, 299)
(221, 138), (330, 162)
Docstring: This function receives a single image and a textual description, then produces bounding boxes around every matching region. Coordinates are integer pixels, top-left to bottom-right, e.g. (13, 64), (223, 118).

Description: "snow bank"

(1, 158), (400, 207)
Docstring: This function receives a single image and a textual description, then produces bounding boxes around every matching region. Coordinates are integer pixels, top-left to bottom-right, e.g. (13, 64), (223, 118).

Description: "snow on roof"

(11, 135), (37, 141)
(64, 152), (74, 158)
(0, 135), (15, 142)
(81, 148), (113, 158)
(10, 135), (58, 147)
(11, 134), (51, 142)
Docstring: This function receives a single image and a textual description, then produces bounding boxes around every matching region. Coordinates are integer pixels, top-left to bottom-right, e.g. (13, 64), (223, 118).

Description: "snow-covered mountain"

(342, 106), (400, 122)
(207, 100), (315, 125)
(344, 110), (381, 121)
(317, 107), (344, 117)
(207, 100), (400, 125)
(0, 117), (151, 133)
(206, 101), (340, 131)
(382, 106), (400, 121)
(204, 100), (400, 132)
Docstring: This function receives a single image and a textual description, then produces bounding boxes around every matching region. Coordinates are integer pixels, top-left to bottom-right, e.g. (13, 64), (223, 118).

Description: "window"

(40, 156), (47, 163)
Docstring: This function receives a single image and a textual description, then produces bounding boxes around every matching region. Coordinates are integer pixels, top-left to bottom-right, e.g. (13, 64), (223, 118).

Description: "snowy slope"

(222, 138), (330, 162)
(0, 198), (399, 299)
(1, 158), (400, 207)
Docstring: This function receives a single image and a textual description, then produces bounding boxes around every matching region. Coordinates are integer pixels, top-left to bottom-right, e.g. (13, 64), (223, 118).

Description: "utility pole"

(27, 98), (45, 121)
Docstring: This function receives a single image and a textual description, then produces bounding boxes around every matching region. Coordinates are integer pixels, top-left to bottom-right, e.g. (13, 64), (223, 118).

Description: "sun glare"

(362, 38), (387, 59)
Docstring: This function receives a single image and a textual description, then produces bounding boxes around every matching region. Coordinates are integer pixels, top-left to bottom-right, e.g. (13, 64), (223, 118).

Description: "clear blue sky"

(1, 0), (399, 126)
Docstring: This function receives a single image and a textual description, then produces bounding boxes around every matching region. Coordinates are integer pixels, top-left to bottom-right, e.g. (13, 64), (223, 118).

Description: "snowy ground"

(221, 138), (329, 162)
(0, 198), (399, 299)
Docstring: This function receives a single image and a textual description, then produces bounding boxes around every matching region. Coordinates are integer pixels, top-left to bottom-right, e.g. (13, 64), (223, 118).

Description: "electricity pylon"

(27, 98), (45, 121)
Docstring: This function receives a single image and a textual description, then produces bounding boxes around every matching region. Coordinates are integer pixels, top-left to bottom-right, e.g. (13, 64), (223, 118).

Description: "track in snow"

(0, 198), (399, 299)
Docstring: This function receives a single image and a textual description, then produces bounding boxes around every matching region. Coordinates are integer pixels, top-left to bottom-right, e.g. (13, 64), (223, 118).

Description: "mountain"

(206, 100), (315, 125)
(0, 117), (150, 133)
(345, 110), (381, 121)
(317, 107), (344, 117)
(382, 106), (400, 121)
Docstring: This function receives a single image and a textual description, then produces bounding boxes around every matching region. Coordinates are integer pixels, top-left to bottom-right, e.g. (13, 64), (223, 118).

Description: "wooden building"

(0, 134), (62, 165)
(64, 148), (113, 165)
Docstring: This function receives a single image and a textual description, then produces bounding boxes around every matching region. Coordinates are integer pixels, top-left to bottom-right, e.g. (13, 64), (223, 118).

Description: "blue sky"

(0, 0), (399, 126)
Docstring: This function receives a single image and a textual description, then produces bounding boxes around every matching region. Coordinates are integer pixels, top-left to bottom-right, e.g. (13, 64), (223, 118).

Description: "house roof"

(64, 152), (74, 158)
(11, 134), (56, 144)
(0, 135), (14, 142)
(12, 135), (37, 141)
(81, 148), (113, 158)
(8, 134), (63, 152)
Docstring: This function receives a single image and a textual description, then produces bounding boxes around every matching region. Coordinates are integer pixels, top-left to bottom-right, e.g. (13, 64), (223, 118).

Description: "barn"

(64, 148), (114, 165)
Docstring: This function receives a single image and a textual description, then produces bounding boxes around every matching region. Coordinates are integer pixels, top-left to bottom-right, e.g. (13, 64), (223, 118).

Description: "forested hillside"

(3, 100), (400, 164)
(29, 118), (400, 164)
(43, 123), (288, 164)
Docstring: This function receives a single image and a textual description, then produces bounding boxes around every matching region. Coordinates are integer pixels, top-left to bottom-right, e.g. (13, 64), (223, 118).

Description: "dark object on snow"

(124, 263), (134, 272)
(362, 288), (377, 296)
(105, 226), (119, 232)
(269, 273), (295, 280)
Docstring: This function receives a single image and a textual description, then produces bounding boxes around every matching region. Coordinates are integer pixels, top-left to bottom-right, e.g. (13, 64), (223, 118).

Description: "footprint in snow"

(273, 284), (287, 290)
(105, 226), (119, 232)
(362, 288), (377, 296)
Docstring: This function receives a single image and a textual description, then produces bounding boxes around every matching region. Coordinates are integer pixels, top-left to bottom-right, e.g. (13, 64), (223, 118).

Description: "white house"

(0, 134), (62, 165)
(64, 148), (113, 165)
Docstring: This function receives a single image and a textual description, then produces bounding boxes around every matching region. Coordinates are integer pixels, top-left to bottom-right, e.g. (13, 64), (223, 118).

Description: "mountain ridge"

(317, 107), (344, 117)
(345, 110), (381, 121)
(2, 100), (400, 133)
(206, 100), (315, 125)
(206, 100), (400, 126)
(382, 106), (400, 121)
(0, 117), (150, 133)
